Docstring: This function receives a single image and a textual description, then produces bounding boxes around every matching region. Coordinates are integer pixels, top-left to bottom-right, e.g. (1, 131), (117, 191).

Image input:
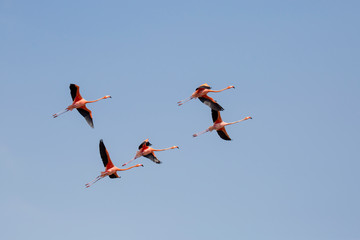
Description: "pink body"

(67, 98), (87, 110)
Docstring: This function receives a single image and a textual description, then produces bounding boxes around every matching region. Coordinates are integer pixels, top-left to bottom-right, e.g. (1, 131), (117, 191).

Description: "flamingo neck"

(116, 165), (139, 171)
(209, 87), (229, 93)
(226, 118), (247, 126)
(86, 96), (106, 103)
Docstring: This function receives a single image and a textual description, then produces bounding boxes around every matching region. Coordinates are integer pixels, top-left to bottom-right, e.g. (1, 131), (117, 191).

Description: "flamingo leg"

(122, 157), (137, 167)
(85, 175), (103, 188)
(53, 108), (69, 118)
(177, 97), (193, 106)
(193, 128), (210, 137)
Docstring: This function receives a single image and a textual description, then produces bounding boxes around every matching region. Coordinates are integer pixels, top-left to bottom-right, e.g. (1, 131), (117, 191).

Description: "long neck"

(86, 96), (106, 103)
(153, 146), (174, 152)
(116, 165), (139, 171)
(226, 118), (247, 126)
(209, 87), (229, 93)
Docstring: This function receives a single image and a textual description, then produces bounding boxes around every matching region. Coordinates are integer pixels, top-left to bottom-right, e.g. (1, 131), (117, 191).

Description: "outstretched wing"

(196, 83), (211, 90)
(211, 109), (223, 123)
(77, 106), (94, 128)
(70, 84), (83, 102)
(109, 173), (120, 179)
(199, 95), (224, 111)
(216, 127), (231, 141)
(99, 139), (114, 170)
(138, 140), (152, 150)
(143, 152), (161, 164)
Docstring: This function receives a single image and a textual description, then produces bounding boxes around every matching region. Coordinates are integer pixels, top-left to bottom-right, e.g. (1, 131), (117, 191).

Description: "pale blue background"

(1, 1), (359, 239)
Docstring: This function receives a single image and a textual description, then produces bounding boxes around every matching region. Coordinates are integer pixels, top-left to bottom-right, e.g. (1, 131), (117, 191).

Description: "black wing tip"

(211, 109), (220, 122)
(212, 102), (224, 111)
(217, 130), (231, 141)
(196, 84), (211, 90)
(220, 137), (232, 141)
(199, 97), (224, 111)
(139, 140), (152, 149)
(109, 175), (121, 179)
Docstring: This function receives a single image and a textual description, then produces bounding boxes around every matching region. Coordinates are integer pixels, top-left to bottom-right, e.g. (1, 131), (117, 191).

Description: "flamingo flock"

(53, 83), (252, 188)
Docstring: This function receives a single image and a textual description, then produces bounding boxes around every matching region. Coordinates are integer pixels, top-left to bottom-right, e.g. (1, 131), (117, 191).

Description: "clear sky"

(1, 0), (359, 239)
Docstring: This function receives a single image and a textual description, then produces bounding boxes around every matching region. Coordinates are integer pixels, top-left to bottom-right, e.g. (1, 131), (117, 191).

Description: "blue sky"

(1, 1), (360, 239)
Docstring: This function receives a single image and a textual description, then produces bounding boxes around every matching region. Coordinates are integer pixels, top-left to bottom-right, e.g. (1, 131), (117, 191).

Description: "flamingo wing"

(143, 152), (161, 164)
(69, 84), (83, 102)
(216, 127), (231, 141)
(138, 140), (152, 150)
(77, 106), (94, 128)
(196, 83), (211, 90)
(199, 95), (224, 111)
(99, 140), (114, 170)
(211, 109), (223, 123)
(109, 173), (120, 179)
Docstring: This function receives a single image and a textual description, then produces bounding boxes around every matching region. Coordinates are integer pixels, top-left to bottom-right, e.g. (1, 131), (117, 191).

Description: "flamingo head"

(229, 85), (235, 89)
(136, 164), (144, 167)
(104, 95), (112, 99)
(244, 116), (252, 120)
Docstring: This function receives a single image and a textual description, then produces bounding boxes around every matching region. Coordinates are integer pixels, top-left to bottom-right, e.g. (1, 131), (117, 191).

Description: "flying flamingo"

(53, 84), (111, 128)
(177, 83), (235, 111)
(85, 139), (144, 188)
(193, 109), (252, 140)
(122, 139), (179, 166)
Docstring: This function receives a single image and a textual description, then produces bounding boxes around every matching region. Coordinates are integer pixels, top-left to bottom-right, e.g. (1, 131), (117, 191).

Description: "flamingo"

(53, 84), (111, 128)
(193, 109), (252, 140)
(122, 139), (179, 166)
(177, 83), (235, 111)
(85, 139), (144, 188)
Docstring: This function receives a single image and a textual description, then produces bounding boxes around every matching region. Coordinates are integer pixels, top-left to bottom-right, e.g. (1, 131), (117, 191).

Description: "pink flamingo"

(193, 110), (252, 140)
(53, 84), (111, 128)
(122, 139), (179, 166)
(85, 139), (144, 188)
(177, 83), (234, 111)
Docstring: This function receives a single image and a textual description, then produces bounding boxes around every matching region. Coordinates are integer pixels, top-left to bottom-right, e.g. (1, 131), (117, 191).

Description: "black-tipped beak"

(109, 96), (112, 98)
